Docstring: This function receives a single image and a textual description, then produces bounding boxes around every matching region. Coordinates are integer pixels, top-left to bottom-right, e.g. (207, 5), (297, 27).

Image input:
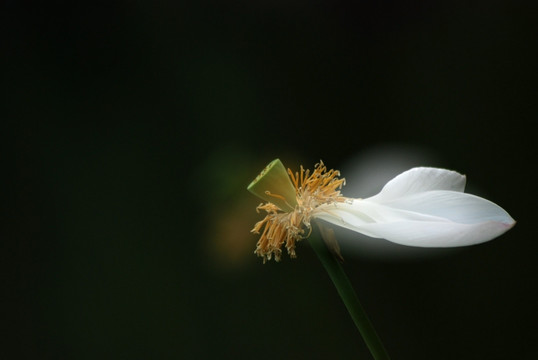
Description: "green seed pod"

(247, 159), (297, 211)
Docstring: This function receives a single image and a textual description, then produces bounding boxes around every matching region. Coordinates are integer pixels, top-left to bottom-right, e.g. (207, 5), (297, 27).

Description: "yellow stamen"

(249, 160), (346, 263)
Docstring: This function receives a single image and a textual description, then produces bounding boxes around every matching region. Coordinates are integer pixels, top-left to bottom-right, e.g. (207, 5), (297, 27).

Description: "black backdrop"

(4, 1), (537, 359)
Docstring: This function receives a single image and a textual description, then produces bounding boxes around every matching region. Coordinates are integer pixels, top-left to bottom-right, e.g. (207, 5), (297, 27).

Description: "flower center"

(250, 160), (346, 262)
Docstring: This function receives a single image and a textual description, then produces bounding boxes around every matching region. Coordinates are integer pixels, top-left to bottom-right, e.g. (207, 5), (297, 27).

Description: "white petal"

(377, 190), (514, 224)
(314, 194), (515, 247)
(314, 201), (448, 239)
(368, 167), (466, 203)
(347, 219), (513, 247)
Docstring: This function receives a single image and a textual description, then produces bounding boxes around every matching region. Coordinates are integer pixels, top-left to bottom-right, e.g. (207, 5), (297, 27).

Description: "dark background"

(4, 1), (537, 359)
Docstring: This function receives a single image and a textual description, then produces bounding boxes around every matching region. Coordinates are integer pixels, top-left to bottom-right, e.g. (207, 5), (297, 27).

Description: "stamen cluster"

(251, 161), (346, 263)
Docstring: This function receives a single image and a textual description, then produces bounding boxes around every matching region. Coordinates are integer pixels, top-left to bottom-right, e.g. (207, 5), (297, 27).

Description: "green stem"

(308, 234), (391, 360)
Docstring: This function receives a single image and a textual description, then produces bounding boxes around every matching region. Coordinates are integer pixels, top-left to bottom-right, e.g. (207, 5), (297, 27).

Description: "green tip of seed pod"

(247, 159), (298, 212)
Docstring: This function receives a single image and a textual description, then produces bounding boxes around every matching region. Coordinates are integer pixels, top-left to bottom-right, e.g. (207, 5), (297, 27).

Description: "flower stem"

(308, 232), (391, 360)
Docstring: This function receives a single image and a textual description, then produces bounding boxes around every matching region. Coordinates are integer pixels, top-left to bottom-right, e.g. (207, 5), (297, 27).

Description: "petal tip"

(504, 219), (516, 228)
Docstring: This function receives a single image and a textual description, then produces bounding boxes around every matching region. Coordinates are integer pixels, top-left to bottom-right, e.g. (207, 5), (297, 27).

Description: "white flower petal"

(368, 167), (466, 203)
(315, 200), (451, 239)
(314, 190), (515, 247)
(378, 190), (514, 224)
(348, 219), (513, 247)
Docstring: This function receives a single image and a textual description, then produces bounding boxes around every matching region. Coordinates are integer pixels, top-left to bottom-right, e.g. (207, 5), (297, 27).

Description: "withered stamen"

(251, 160), (346, 263)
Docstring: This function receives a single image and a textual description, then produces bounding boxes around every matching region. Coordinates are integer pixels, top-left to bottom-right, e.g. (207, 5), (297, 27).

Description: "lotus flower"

(248, 159), (515, 262)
